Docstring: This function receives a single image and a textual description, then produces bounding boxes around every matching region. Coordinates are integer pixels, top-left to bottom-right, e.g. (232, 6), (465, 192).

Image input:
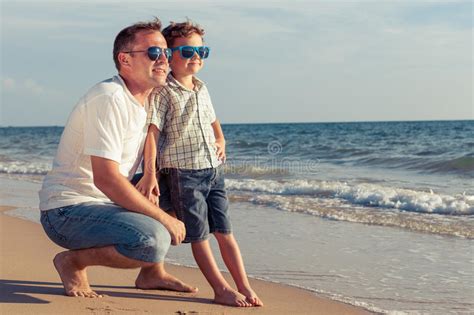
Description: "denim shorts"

(40, 201), (171, 263)
(160, 166), (232, 243)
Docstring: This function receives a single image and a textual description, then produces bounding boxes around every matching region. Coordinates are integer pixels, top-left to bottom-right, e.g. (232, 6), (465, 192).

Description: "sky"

(1, 0), (472, 126)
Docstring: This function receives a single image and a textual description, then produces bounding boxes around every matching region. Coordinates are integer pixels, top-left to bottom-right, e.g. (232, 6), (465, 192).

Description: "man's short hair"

(113, 17), (163, 70)
(162, 20), (205, 48)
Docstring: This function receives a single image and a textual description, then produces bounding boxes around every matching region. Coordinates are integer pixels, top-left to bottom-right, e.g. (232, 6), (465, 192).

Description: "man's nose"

(158, 52), (169, 63)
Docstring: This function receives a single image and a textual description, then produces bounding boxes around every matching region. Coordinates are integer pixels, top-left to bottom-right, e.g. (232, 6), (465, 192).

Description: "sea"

(0, 120), (473, 314)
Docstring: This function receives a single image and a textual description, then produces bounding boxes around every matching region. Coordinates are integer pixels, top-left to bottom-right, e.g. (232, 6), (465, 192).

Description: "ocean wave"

(230, 140), (270, 148)
(226, 179), (474, 215)
(420, 156), (474, 174)
(245, 194), (474, 238)
(222, 164), (291, 177)
(228, 196), (474, 239)
(0, 162), (50, 175)
(351, 155), (474, 176)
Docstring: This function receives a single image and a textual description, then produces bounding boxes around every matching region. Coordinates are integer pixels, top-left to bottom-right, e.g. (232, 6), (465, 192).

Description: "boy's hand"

(135, 174), (160, 205)
(215, 138), (226, 163)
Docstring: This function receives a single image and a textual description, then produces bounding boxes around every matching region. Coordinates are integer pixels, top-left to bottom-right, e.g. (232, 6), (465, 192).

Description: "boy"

(136, 20), (263, 307)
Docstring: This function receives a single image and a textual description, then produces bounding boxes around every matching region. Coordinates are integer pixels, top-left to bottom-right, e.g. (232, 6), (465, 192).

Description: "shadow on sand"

(0, 279), (211, 305)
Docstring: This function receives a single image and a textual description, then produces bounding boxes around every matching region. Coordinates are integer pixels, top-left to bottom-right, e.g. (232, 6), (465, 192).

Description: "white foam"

(226, 179), (474, 215)
(0, 161), (50, 175)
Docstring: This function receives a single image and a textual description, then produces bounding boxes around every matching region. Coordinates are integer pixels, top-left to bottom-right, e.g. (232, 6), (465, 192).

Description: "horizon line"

(1, 118), (473, 128)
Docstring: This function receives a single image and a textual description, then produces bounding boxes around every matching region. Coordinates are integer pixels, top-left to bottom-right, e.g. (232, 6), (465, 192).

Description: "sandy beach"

(0, 205), (373, 315)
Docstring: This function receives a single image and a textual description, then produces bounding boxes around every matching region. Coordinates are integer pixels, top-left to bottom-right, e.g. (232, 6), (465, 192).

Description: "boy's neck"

(172, 72), (195, 90)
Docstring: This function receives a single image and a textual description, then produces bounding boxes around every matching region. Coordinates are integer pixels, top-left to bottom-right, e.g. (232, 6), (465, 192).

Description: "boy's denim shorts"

(40, 201), (171, 263)
(160, 166), (232, 243)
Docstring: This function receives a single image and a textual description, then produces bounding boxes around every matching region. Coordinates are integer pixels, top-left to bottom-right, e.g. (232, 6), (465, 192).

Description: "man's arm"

(91, 156), (185, 245)
(135, 124), (160, 203)
(212, 119), (226, 162)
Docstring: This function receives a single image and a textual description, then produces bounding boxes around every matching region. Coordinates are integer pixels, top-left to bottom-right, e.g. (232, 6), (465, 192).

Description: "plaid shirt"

(147, 74), (220, 170)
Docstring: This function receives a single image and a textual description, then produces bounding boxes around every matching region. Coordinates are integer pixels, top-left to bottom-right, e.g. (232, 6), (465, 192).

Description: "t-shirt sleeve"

(148, 90), (169, 131)
(83, 92), (126, 163)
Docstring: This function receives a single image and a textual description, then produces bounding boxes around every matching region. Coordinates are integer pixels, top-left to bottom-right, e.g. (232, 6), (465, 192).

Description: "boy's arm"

(212, 119), (226, 162)
(135, 124), (160, 204)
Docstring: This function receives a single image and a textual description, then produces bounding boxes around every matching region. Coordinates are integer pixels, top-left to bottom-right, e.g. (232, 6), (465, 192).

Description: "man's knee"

(116, 220), (171, 263)
(149, 225), (171, 254)
(139, 224), (171, 262)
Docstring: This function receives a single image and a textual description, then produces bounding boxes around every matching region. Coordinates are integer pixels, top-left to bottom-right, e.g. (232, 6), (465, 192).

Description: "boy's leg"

(207, 166), (263, 306)
(214, 233), (263, 306)
(191, 240), (251, 307)
(166, 168), (250, 306)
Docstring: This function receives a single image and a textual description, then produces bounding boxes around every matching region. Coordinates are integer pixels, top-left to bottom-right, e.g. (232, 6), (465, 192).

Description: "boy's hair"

(113, 17), (163, 70)
(162, 20), (205, 48)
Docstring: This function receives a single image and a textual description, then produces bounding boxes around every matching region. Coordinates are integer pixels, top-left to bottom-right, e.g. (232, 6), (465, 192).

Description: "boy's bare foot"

(214, 287), (252, 307)
(239, 287), (264, 306)
(53, 251), (103, 298)
(135, 271), (198, 293)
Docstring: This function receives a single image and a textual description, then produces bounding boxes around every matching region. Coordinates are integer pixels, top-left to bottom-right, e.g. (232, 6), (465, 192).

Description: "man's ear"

(118, 52), (130, 68)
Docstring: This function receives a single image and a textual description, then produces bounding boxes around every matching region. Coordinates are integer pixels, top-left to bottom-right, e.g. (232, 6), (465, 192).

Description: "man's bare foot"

(53, 251), (103, 298)
(214, 287), (252, 307)
(239, 287), (263, 306)
(135, 271), (198, 293)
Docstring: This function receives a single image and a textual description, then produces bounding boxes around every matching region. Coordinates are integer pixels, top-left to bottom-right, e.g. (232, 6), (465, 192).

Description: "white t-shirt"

(39, 75), (148, 211)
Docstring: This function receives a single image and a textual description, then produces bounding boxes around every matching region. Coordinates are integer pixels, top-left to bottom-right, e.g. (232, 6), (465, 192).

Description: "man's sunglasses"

(123, 46), (172, 61)
(170, 46), (211, 59)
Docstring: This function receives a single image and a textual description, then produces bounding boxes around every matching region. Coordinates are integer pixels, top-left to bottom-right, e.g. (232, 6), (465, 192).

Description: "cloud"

(24, 79), (45, 94)
(2, 77), (53, 95)
(1, 0), (471, 125)
(2, 78), (16, 90)
(2, 16), (98, 30)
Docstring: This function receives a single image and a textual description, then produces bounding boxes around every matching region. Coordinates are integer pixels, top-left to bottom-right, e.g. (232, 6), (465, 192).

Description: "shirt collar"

(167, 73), (204, 92)
(116, 74), (146, 109)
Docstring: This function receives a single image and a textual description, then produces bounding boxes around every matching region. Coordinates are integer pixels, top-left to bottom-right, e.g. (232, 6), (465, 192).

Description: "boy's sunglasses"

(123, 46), (172, 61)
(170, 46), (211, 59)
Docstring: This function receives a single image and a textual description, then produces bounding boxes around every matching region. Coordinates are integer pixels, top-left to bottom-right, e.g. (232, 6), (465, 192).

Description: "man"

(38, 18), (196, 298)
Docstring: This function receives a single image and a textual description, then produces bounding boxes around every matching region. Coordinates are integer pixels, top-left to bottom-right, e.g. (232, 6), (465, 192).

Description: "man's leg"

(41, 202), (196, 297)
(54, 245), (196, 297)
(135, 261), (197, 292)
(53, 245), (145, 297)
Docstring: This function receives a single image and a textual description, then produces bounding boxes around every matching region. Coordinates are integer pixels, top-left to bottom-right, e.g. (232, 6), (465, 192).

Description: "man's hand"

(135, 174), (160, 205)
(162, 215), (186, 245)
(215, 138), (226, 163)
(91, 156), (182, 245)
